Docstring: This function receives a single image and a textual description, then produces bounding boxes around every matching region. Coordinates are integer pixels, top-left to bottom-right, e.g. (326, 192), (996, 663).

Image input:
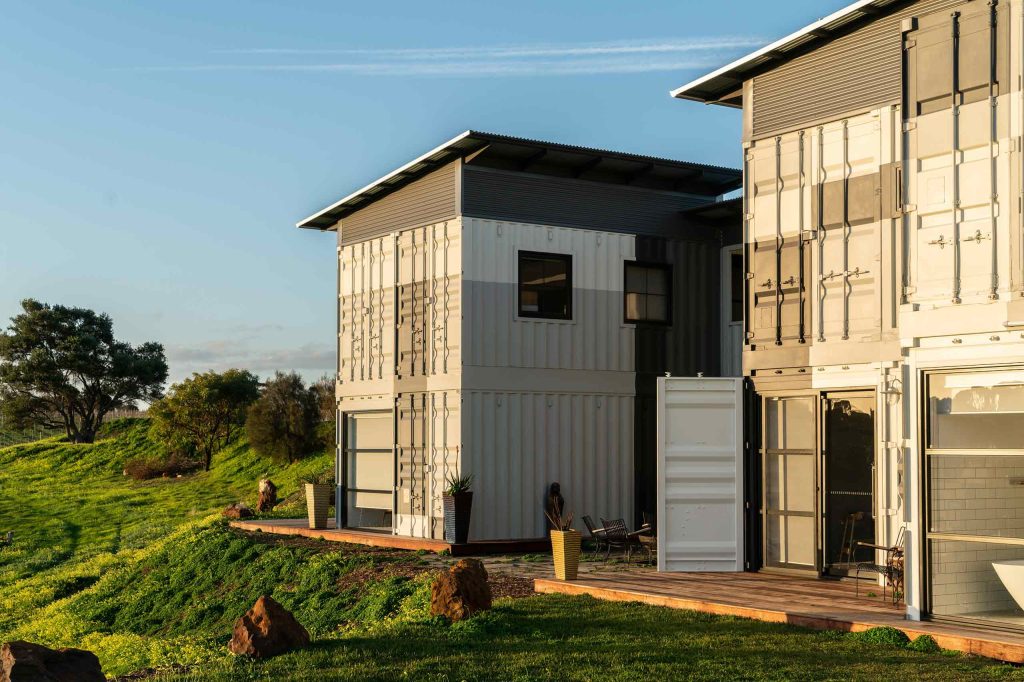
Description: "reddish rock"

(256, 479), (277, 513)
(222, 503), (253, 519)
(0, 640), (104, 682)
(228, 595), (310, 659)
(430, 558), (493, 622)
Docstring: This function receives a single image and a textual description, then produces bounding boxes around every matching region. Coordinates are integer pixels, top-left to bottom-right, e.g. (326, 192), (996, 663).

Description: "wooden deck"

(229, 518), (550, 556)
(534, 571), (1024, 664)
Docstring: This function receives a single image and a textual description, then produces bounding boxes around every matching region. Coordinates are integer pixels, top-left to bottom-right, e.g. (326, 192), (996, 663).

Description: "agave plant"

(444, 472), (473, 496)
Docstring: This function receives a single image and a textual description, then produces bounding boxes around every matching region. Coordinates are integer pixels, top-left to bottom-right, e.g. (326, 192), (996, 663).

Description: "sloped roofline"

(671, 0), (903, 105)
(296, 130), (741, 230)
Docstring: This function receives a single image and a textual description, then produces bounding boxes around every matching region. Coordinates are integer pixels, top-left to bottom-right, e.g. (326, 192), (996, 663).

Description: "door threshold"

(759, 566), (820, 578)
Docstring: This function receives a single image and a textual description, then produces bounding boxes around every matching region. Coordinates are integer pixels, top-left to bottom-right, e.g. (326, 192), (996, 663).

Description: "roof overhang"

(670, 0), (905, 105)
(296, 131), (742, 231)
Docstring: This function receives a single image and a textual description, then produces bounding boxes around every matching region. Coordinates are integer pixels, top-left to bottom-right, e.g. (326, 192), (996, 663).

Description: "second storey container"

(298, 131), (742, 541)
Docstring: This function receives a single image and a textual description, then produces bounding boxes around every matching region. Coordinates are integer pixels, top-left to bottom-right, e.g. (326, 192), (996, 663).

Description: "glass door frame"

(761, 393), (820, 574)
(339, 409), (396, 533)
(759, 388), (878, 577)
(820, 390), (877, 578)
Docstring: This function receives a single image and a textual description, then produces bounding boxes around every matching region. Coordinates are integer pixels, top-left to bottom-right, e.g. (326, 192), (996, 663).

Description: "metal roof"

(670, 0), (905, 105)
(296, 130), (742, 230)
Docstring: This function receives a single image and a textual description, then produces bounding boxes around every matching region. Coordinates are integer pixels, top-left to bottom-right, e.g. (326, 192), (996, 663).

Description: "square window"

(624, 262), (672, 324)
(518, 251), (572, 320)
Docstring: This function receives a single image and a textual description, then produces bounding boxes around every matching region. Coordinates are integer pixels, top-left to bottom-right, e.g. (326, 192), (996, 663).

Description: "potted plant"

(546, 509), (580, 581)
(443, 472), (473, 544)
(303, 471), (333, 530)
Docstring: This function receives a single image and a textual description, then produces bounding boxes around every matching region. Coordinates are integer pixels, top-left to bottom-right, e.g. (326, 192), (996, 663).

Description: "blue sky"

(0, 0), (849, 386)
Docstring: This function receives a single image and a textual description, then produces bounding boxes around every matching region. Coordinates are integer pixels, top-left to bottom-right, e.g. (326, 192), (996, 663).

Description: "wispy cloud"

(165, 340), (334, 384)
(120, 37), (762, 77)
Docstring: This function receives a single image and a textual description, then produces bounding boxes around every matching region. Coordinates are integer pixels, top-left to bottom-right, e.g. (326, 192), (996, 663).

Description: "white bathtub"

(993, 560), (1024, 611)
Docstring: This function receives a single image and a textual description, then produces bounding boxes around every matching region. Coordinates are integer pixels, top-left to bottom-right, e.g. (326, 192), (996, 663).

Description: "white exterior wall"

(460, 218), (637, 539)
(337, 218), (463, 540)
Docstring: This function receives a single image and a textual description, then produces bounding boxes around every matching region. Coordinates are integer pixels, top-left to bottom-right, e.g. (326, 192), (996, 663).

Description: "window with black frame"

(518, 251), (572, 320)
(624, 261), (671, 324)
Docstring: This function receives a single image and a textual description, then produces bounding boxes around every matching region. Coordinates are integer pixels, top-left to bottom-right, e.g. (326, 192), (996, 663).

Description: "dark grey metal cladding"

(752, 0), (968, 138)
(339, 160), (459, 246)
(461, 165), (716, 237)
(904, 0), (1009, 118)
(632, 234), (724, 526)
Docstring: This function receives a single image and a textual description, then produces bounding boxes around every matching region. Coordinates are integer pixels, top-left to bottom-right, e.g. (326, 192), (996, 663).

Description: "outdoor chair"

(855, 526), (905, 604)
(600, 517), (641, 564)
(582, 515), (608, 557)
(836, 511), (865, 568)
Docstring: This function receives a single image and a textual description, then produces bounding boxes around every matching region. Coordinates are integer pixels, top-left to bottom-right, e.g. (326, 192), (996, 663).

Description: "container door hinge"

(903, 121), (917, 132)
(903, 203), (917, 213)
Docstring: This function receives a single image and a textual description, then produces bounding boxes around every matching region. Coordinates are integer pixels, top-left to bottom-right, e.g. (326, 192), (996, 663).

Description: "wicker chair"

(855, 527), (905, 604)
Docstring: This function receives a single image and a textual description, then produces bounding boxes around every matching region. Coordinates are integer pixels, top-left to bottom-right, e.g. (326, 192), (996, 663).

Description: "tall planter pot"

(550, 529), (582, 581)
(305, 483), (331, 530)
(443, 492), (473, 544)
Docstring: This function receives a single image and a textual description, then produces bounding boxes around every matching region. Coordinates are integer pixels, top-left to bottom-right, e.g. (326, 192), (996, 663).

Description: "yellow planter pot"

(550, 529), (582, 581)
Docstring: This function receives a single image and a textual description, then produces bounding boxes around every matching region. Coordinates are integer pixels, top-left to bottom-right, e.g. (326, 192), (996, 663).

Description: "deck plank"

(534, 572), (1024, 664)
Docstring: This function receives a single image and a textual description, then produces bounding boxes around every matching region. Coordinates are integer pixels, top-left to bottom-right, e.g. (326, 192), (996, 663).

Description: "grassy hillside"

(0, 418), (331, 587)
(2, 423), (1024, 680)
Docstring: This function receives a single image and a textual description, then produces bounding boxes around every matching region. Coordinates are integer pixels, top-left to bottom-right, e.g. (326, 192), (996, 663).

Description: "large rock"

(222, 503), (253, 519)
(0, 640), (104, 682)
(256, 479), (278, 513)
(228, 595), (310, 659)
(430, 558), (493, 622)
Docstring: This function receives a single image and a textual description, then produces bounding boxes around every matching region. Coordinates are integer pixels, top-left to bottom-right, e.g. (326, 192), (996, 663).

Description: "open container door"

(657, 376), (744, 572)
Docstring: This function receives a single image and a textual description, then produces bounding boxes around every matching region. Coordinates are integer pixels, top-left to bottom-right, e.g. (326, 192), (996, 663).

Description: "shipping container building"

(298, 131), (742, 542)
(673, 0), (1024, 631)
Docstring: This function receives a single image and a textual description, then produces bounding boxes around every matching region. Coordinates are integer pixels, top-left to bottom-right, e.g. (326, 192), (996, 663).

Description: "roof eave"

(670, 0), (894, 104)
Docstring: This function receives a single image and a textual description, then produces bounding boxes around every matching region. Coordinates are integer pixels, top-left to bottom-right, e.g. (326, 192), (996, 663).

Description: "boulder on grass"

(430, 558), (493, 622)
(228, 595), (310, 659)
(256, 479), (277, 513)
(222, 503), (253, 519)
(0, 640), (104, 682)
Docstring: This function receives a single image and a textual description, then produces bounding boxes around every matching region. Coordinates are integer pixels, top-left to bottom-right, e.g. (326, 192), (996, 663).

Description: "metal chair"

(600, 517), (640, 564)
(582, 515), (608, 557)
(856, 526), (905, 604)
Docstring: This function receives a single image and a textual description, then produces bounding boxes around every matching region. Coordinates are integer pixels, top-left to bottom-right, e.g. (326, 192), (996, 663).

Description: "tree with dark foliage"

(246, 372), (320, 464)
(149, 369), (260, 471)
(0, 299), (167, 443)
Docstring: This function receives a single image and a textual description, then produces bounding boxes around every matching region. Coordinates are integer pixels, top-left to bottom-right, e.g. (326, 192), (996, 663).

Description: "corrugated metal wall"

(745, 107), (899, 359)
(462, 391), (633, 540)
(396, 221), (461, 378)
(462, 165), (712, 237)
(395, 390), (460, 539)
(905, 0), (1014, 304)
(462, 217), (636, 371)
(751, 0), (966, 138)
(339, 236), (395, 386)
(339, 160), (460, 246)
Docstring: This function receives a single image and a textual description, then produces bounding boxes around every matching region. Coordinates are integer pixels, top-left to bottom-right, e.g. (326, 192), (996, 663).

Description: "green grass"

(0, 418), (331, 586)
(2, 423), (1023, 681)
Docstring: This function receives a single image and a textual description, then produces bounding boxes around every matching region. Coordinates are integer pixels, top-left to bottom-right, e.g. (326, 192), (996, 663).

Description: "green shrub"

(852, 626), (911, 647)
(908, 634), (942, 654)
